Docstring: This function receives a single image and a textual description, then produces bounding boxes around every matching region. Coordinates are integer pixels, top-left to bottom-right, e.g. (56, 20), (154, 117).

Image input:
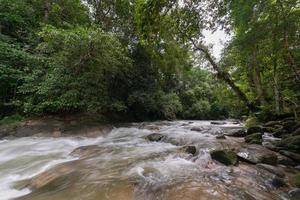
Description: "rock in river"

(210, 149), (238, 166)
(289, 188), (300, 200)
(245, 133), (263, 144)
(216, 135), (226, 139)
(276, 135), (300, 152)
(210, 121), (226, 125)
(256, 164), (285, 178)
(237, 145), (278, 165)
(179, 146), (197, 155)
(247, 126), (263, 135)
(191, 127), (204, 132)
(225, 129), (246, 137)
(145, 133), (165, 142)
(279, 150), (300, 163)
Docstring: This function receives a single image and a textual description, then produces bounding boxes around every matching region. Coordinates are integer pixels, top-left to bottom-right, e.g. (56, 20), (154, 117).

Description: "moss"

(210, 150), (238, 166)
(245, 133), (263, 144)
(0, 114), (24, 126)
(245, 116), (259, 128)
(293, 173), (300, 187)
(277, 135), (300, 152)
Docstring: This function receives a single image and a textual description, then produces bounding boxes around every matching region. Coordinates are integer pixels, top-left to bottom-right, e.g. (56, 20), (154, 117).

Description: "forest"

(0, 0), (299, 123)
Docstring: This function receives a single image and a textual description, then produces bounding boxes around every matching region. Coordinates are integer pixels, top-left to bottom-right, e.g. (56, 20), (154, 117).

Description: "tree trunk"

(251, 47), (266, 105)
(191, 40), (257, 112)
(43, 0), (51, 22)
(283, 32), (300, 81)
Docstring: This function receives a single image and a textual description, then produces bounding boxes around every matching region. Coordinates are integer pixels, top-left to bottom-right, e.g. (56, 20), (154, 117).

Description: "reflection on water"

(0, 121), (293, 200)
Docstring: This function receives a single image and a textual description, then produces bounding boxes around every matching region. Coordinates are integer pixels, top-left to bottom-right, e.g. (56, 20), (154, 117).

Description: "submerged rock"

(245, 133), (263, 144)
(70, 145), (99, 158)
(191, 127), (204, 132)
(29, 163), (77, 190)
(237, 145), (278, 165)
(210, 149), (238, 166)
(179, 146), (197, 155)
(145, 133), (165, 142)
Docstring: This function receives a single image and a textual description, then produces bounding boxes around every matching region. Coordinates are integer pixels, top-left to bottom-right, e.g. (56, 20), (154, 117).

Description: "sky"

(203, 29), (231, 60)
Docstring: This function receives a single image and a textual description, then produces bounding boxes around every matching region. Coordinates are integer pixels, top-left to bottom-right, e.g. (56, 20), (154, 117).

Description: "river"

(0, 120), (295, 200)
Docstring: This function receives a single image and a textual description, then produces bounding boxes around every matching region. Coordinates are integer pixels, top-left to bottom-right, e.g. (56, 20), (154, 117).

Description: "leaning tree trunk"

(190, 40), (257, 112)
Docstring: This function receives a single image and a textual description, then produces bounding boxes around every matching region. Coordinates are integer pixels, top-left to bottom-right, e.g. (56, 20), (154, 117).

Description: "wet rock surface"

(210, 149), (238, 166)
(145, 133), (165, 142)
(237, 145), (278, 165)
(245, 133), (263, 144)
(179, 145), (197, 155)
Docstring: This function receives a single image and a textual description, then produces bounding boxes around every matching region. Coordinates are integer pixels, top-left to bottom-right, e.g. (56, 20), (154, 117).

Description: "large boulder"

(247, 126), (263, 135)
(276, 135), (300, 152)
(145, 133), (165, 142)
(237, 145), (278, 165)
(210, 149), (238, 166)
(245, 133), (263, 144)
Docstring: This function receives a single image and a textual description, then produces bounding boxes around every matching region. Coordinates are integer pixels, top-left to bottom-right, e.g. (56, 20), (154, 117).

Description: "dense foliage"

(1, 0), (299, 122)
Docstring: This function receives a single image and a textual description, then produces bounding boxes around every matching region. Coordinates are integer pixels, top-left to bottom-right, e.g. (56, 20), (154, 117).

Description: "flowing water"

(0, 121), (294, 200)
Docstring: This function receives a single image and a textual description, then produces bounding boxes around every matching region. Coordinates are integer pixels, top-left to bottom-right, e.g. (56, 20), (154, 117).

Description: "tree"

(135, 0), (258, 112)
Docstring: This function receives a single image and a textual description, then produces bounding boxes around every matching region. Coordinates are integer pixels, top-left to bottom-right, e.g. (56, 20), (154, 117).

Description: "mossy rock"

(277, 135), (300, 152)
(245, 133), (263, 144)
(245, 116), (259, 128)
(247, 126), (263, 135)
(264, 121), (281, 127)
(292, 173), (300, 187)
(210, 149), (238, 166)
